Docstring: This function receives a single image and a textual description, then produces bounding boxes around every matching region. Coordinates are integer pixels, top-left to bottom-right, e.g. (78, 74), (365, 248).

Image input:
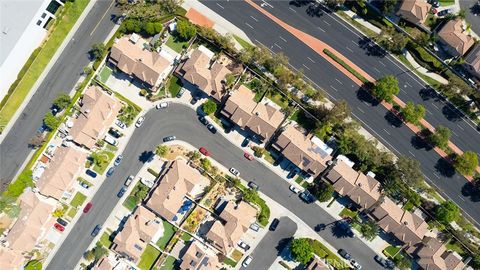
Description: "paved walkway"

(342, 9), (381, 34)
(404, 51), (449, 84)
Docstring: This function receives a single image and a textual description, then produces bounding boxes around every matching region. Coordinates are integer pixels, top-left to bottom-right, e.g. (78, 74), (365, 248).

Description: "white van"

(104, 135), (119, 146)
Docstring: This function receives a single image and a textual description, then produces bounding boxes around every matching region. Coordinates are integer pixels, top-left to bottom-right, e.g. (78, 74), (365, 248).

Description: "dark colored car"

(190, 96), (198, 105)
(91, 224), (102, 237)
(248, 181), (259, 190)
(108, 128), (122, 138)
(269, 218), (280, 231)
(299, 190), (315, 203)
(338, 249), (351, 260)
(57, 218), (68, 227)
(117, 187), (127, 198)
(163, 136), (176, 142)
(106, 167), (115, 177)
(241, 137), (250, 147)
(207, 124), (217, 134)
(176, 87), (186, 98)
(375, 255), (394, 269)
(199, 116), (209, 125)
(83, 202), (93, 213)
(85, 169), (97, 178)
(114, 155), (123, 166)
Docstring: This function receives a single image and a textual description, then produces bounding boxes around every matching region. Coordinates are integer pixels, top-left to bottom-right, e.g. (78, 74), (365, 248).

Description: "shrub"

(176, 19), (196, 41)
(43, 112), (61, 131)
(202, 100), (217, 115)
(52, 93), (71, 110)
(290, 238), (314, 265)
(454, 151), (478, 176)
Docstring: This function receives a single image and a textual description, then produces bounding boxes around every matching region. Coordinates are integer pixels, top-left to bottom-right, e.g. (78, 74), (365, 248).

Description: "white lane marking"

(323, 20), (331, 26)
(409, 150), (416, 157)
(245, 22), (254, 29)
(346, 46), (354, 52)
(330, 85), (338, 92)
(90, 0), (115, 36)
(216, 2), (224, 9)
(401, 89), (407, 94)
(250, 15), (258, 22)
(302, 64), (310, 70)
(289, 7), (297, 12)
(351, 40), (357, 45)
(457, 124), (464, 130)
(335, 78), (343, 85)
(432, 103), (439, 109)
(426, 109), (433, 115)
(373, 67), (381, 73)
(451, 129), (459, 137)
(351, 84), (355, 88)
(260, 0), (273, 8)
(307, 57), (315, 63)
(433, 173), (440, 179)
(317, 26), (326, 32)
(279, 36), (287, 42)
(274, 43), (282, 49)
(458, 195), (466, 202)
(406, 82), (412, 87)
(379, 61), (386, 67)
(383, 129), (390, 135)
(357, 107), (365, 113)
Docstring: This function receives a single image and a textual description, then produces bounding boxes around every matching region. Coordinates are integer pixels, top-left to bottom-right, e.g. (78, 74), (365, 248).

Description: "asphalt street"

(47, 104), (383, 270)
(0, 0), (120, 187)
(245, 217), (297, 270)
(200, 0), (480, 228)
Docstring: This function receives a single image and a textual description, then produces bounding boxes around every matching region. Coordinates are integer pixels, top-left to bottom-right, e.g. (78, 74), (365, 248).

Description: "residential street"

(199, 0), (480, 227)
(46, 104), (383, 270)
(0, 0), (120, 187)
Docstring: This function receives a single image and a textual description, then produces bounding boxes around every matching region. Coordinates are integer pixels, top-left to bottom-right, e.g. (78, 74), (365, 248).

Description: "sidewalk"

(404, 51), (448, 84)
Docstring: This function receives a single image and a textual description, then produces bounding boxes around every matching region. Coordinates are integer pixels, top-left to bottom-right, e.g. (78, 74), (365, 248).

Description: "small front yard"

(69, 192), (87, 208)
(138, 244), (161, 270)
(98, 66), (112, 83)
(307, 239), (347, 269)
(339, 208), (358, 219)
(383, 245), (401, 258)
(99, 232), (112, 248)
(167, 76), (183, 97)
(67, 208), (78, 219)
(231, 249), (244, 262)
(123, 182), (150, 211)
(92, 150), (115, 175)
(165, 34), (189, 53)
(156, 220), (177, 249)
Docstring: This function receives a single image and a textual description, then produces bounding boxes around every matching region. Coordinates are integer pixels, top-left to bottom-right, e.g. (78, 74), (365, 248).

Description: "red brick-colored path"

(244, 0), (478, 179)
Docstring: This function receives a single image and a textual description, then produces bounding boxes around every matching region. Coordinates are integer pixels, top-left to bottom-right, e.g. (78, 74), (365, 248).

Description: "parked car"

(350, 259), (362, 269)
(85, 169), (97, 178)
(438, 8), (453, 16)
(80, 182), (90, 189)
(91, 224), (102, 237)
(106, 167), (115, 177)
(117, 187), (127, 198)
(299, 190), (315, 203)
(429, 0), (440, 8)
(244, 152), (254, 161)
(163, 136), (176, 142)
(237, 240), (251, 251)
(248, 181), (259, 190)
(249, 223), (260, 232)
(198, 116), (209, 125)
(374, 255), (394, 269)
(114, 155), (123, 166)
(54, 223), (65, 232)
(135, 116), (145, 128)
(207, 124), (217, 134)
(269, 218), (280, 231)
(115, 119), (126, 129)
(125, 175), (134, 186)
(338, 249), (351, 260)
(104, 135), (119, 146)
(156, 102), (169, 109)
(57, 218), (68, 227)
(242, 256), (252, 268)
(176, 87), (186, 98)
(241, 137), (250, 147)
(289, 185), (301, 194)
(190, 96), (199, 105)
(229, 167), (240, 177)
(83, 202), (93, 213)
(199, 147), (210, 156)
(108, 128), (122, 138)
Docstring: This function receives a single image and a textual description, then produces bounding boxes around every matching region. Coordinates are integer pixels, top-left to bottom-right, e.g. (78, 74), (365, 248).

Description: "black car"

(163, 136), (176, 142)
(199, 116), (209, 125)
(374, 255), (394, 269)
(176, 87), (186, 98)
(207, 124), (217, 134)
(91, 224), (102, 237)
(248, 181), (259, 190)
(85, 169), (97, 178)
(108, 128), (122, 138)
(106, 167), (115, 177)
(190, 96), (198, 105)
(117, 187), (127, 198)
(299, 190), (315, 203)
(338, 249), (351, 260)
(269, 218), (280, 231)
(241, 137), (250, 147)
(57, 218), (68, 227)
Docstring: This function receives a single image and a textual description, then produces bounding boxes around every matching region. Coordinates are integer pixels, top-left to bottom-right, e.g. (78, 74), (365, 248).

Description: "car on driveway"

(106, 167), (115, 177)
(135, 116), (145, 128)
(80, 182), (90, 189)
(244, 152), (254, 160)
(249, 223), (260, 232)
(83, 202), (93, 213)
(289, 185), (301, 194)
(299, 190), (315, 203)
(207, 124), (217, 134)
(242, 256), (252, 268)
(54, 223), (65, 232)
(350, 259), (362, 269)
(199, 147), (210, 156)
(176, 87), (186, 98)
(108, 127), (122, 138)
(269, 218), (280, 231)
(229, 167), (240, 177)
(163, 136), (176, 142)
(241, 137), (250, 147)
(156, 102), (168, 109)
(190, 96), (199, 105)
(198, 116), (209, 125)
(57, 218), (68, 227)
(438, 8), (453, 16)
(117, 187), (127, 198)
(125, 175), (134, 186)
(85, 169), (97, 178)
(338, 249), (351, 260)
(115, 119), (126, 129)
(91, 224), (102, 237)
(248, 181), (259, 190)
(114, 155), (123, 166)
(374, 255), (394, 269)
(237, 240), (251, 251)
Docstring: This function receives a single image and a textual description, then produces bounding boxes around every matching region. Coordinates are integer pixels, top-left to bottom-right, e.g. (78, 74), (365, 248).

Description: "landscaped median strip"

(245, 0), (480, 178)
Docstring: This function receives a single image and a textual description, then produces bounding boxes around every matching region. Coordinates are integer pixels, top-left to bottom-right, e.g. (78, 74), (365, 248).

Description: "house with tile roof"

(305, 256), (329, 270)
(70, 85), (122, 149)
(438, 19), (475, 56)
(179, 240), (219, 270)
(407, 237), (465, 270)
(0, 247), (24, 270)
(464, 44), (480, 79)
(397, 0), (431, 26)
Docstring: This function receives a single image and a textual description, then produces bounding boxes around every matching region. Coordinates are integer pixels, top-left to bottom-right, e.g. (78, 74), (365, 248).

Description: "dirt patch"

(164, 145), (189, 160)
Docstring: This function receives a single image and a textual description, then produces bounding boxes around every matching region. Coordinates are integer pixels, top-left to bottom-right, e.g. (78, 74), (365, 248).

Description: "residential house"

(146, 159), (209, 221)
(437, 19), (475, 56)
(205, 201), (257, 255)
(272, 124), (331, 178)
(179, 240), (219, 270)
(396, 0), (431, 26)
(305, 256), (329, 270)
(70, 85), (122, 149)
(36, 146), (87, 200)
(0, 247), (24, 270)
(4, 189), (55, 254)
(221, 85), (285, 142)
(370, 197), (429, 246)
(109, 34), (173, 89)
(407, 237), (465, 270)
(464, 44), (480, 79)
(112, 206), (162, 263)
(323, 160), (381, 210)
(176, 46), (231, 101)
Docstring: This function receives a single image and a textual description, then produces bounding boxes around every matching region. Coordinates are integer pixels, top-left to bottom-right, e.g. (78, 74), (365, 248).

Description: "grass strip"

(323, 48), (369, 83)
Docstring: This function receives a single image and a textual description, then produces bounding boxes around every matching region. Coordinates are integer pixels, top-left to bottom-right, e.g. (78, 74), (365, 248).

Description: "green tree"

(401, 102), (425, 124)
(379, 0), (398, 14)
(90, 43), (106, 60)
(290, 238), (314, 265)
(24, 260), (42, 270)
(144, 22), (156, 35)
(371, 75), (400, 103)
(0, 196), (20, 218)
(242, 188), (260, 203)
(91, 152), (108, 167)
(160, 0), (183, 14)
(176, 19), (196, 41)
(201, 158), (211, 171)
(93, 243), (108, 261)
(374, 27), (408, 54)
(252, 146), (265, 157)
(324, 0), (345, 8)
(156, 145), (169, 157)
(359, 220), (379, 241)
(53, 93), (71, 110)
(5, 170), (34, 198)
(312, 181), (335, 202)
(84, 249), (95, 261)
(454, 151), (478, 176)
(435, 200), (460, 224)
(43, 112), (60, 131)
(202, 100), (217, 115)
(395, 156), (424, 188)
(427, 125), (451, 150)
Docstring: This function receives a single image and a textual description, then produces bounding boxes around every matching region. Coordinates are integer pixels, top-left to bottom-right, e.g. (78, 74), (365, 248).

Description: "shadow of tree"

(419, 86), (441, 102)
(410, 134), (433, 151)
(330, 221), (353, 239)
(139, 150), (154, 163)
(442, 105), (462, 122)
(356, 88), (380, 106)
(277, 237), (293, 259)
(384, 110), (403, 128)
(434, 157), (455, 178)
(461, 181), (480, 203)
(357, 37), (387, 58)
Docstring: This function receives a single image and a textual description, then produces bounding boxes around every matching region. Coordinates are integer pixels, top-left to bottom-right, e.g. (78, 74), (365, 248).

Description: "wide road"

(199, 0), (480, 227)
(0, 0), (120, 187)
(47, 104), (383, 270)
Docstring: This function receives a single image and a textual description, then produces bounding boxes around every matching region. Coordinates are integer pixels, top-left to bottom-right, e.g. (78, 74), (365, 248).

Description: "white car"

(125, 175), (134, 186)
(350, 259), (362, 269)
(237, 240), (250, 251)
(289, 185), (301, 194)
(242, 256), (252, 268)
(115, 119), (126, 129)
(156, 102), (168, 109)
(135, 116), (145, 128)
(229, 167), (240, 177)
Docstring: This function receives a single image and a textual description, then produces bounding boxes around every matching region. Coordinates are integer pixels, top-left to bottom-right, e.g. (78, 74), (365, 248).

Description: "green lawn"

(180, 232), (192, 242)
(98, 66), (112, 83)
(168, 76), (183, 97)
(0, 0), (89, 131)
(138, 245), (161, 270)
(383, 245), (401, 258)
(263, 151), (275, 165)
(156, 220), (176, 249)
(99, 232), (112, 248)
(307, 239), (348, 270)
(92, 150), (115, 174)
(339, 208), (358, 219)
(69, 192), (87, 208)
(160, 255), (176, 270)
(123, 195), (137, 211)
(439, 0), (454, 6)
(233, 35), (253, 50)
(123, 182), (150, 210)
(67, 208), (78, 219)
(165, 35), (189, 53)
(266, 92), (289, 109)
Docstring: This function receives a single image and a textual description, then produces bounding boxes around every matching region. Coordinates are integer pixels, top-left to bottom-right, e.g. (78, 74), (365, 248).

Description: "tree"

(454, 151), (478, 176)
(374, 27), (408, 54)
(324, 0), (345, 8)
(311, 181), (335, 202)
(43, 112), (60, 131)
(401, 102), (425, 124)
(359, 220), (379, 241)
(156, 145), (169, 157)
(160, 0), (183, 14)
(83, 65), (93, 75)
(84, 249), (95, 261)
(371, 75), (399, 103)
(53, 93), (71, 110)
(201, 158), (211, 171)
(290, 238), (313, 265)
(252, 146), (265, 157)
(242, 188), (260, 203)
(90, 43), (106, 60)
(144, 22), (156, 35)
(93, 243), (108, 261)
(435, 200), (460, 224)
(427, 125), (451, 150)
(176, 19), (196, 41)
(91, 152), (108, 167)
(0, 196), (20, 218)
(5, 170), (34, 198)
(395, 156), (424, 188)
(202, 100), (217, 115)
(378, 0), (398, 14)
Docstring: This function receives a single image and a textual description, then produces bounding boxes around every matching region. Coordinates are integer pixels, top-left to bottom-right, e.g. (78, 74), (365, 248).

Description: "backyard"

(165, 34), (189, 53)
(156, 220), (177, 249)
(138, 244), (161, 270)
(167, 76), (183, 97)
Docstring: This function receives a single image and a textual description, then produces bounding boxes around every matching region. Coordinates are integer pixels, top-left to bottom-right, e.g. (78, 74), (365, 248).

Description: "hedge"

(323, 49), (369, 83)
